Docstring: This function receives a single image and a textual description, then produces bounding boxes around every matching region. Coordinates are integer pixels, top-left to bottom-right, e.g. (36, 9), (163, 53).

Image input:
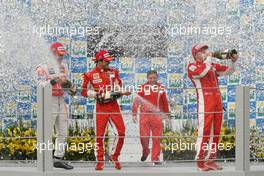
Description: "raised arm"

(132, 87), (144, 116)
(161, 91), (169, 115)
(213, 51), (238, 76)
(214, 61), (236, 76)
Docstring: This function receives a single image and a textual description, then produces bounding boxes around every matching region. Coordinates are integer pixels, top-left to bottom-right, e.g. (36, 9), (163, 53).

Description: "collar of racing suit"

(195, 59), (204, 64)
(95, 66), (114, 73)
(145, 82), (163, 87)
(95, 66), (104, 72)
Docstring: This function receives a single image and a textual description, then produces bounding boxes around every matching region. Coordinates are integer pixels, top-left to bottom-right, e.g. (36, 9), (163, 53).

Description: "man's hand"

(48, 75), (65, 85)
(95, 93), (104, 104)
(60, 80), (77, 96)
(207, 51), (215, 57)
(70, 85), (76, 93)
(231, 53), (238, 63)
(69, 85), (77, 96)
(165, 117), (169, 123)
(132, 115), (137, 123)
(164, 115), (172, 130)
(204, 56), (212, 65)
(165, 115), (169, 125)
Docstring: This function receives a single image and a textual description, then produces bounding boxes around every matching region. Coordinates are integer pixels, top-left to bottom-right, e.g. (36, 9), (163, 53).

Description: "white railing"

(1, 85), (263, 176)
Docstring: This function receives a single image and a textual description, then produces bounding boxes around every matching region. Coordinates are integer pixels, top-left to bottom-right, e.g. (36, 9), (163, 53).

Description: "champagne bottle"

(214, 49), (237, 60)
(61, 80), (76, 96)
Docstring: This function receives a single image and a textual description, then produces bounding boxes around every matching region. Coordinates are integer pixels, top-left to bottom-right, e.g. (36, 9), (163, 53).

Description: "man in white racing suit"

(36, 42), (74, 170)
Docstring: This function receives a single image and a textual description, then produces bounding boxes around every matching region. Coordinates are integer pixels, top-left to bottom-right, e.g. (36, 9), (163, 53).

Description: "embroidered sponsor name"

(93, 79), (102, 83)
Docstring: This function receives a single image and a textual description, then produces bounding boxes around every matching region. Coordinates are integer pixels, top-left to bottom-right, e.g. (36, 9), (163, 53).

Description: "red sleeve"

(188, 63), (211, 79)
(213, 63), (228, 72)
(160, 91), (169, 114)
(115, 69), (122, 87)
(132, 85), (144, 116)
(132, 96), (140, 116)
(81, 73), (90, 97)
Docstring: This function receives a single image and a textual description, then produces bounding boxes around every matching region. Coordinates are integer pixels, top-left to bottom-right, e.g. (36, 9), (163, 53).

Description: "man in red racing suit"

(187, 44), (238, 171)
(81, 50), (130, 170)
(132, 70), (169, 164)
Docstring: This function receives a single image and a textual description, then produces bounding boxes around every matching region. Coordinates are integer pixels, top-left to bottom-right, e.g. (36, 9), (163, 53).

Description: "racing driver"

(36, 42), (74, 170)
(187, 44), (238, 171)
(81, 50), (131, 170)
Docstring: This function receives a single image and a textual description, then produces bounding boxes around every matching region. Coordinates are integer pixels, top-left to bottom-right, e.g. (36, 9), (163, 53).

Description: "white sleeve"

(36, 66), (49, 87)
(58, 61), (69, 79)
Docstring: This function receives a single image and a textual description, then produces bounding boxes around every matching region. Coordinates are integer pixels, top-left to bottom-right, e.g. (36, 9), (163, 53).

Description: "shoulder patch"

(93, 73), (100, 79)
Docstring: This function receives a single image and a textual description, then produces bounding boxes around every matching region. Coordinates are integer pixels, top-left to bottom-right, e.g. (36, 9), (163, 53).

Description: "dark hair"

(95, 60), (103, 64)
(147, 70), (158, 77)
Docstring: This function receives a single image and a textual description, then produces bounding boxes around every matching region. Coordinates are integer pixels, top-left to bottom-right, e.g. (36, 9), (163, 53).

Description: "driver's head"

(50, 42), (67, 61)
(192, 44), (209, 61)
(94, 50), (113, 68)
(147, 70), (158, 85)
